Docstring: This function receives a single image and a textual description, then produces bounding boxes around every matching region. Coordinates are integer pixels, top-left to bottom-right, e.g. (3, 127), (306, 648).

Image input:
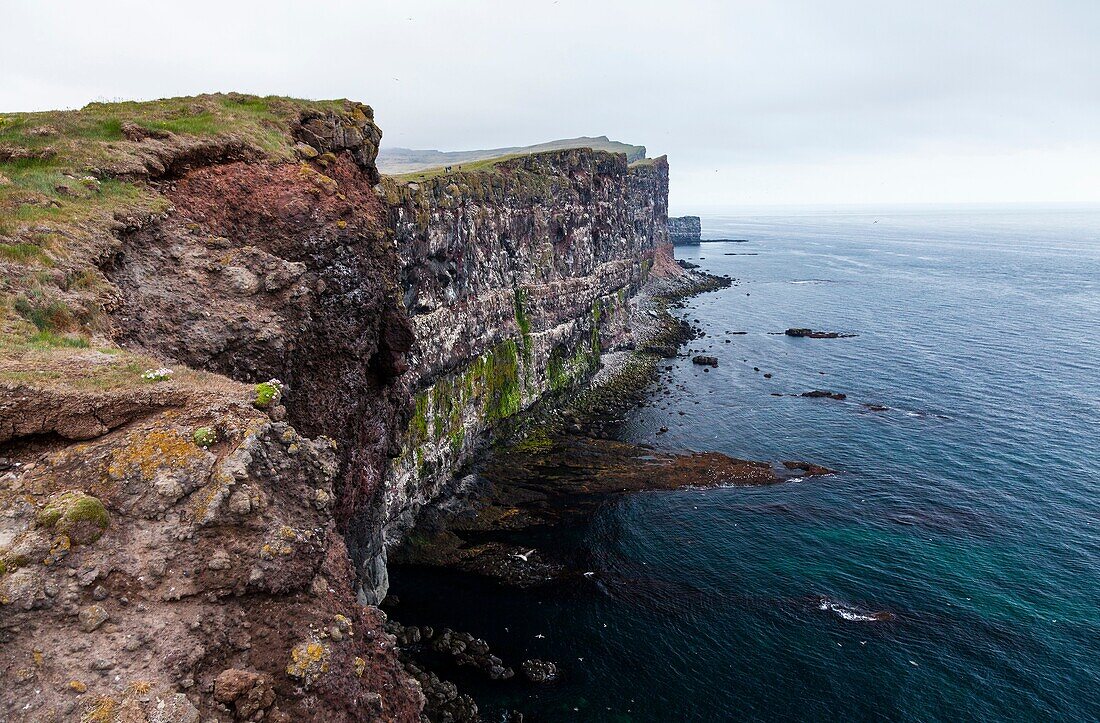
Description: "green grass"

(138, 112), (219, 136)
(0, 242), (46, 262)
(13, 294), (73, 332)
(25, 330), (90, 348)
(391, 152), (527, 182)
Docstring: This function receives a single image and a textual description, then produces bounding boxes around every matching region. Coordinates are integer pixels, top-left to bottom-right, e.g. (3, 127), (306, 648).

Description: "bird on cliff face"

(512, 549), (537, 562)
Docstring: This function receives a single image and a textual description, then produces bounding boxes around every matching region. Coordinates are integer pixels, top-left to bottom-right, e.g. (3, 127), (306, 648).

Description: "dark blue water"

(391, 207), (1100, 721)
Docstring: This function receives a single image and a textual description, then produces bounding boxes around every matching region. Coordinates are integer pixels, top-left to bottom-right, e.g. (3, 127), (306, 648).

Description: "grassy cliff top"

(389, 148), (665, 185)
(0, 92), (370, 355)
(380, 135), (647, 177)
(0, 93), (360, 236)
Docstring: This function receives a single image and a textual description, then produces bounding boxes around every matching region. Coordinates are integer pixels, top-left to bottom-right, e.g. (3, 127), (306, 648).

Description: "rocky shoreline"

(0, 94), (835, 722)
(379, 266), (835, 721)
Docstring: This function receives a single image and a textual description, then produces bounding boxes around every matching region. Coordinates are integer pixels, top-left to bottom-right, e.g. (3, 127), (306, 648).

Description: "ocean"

(389, 206), (1100, 721)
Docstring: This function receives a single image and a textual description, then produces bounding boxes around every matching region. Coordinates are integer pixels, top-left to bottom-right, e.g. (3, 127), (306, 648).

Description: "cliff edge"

(1, 94), (421, 722)
(0, 94), (693, 721)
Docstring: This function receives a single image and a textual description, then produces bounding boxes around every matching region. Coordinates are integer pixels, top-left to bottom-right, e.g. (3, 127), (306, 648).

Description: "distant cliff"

(377, 135), (646, 174)
(669, 215), (701, 244)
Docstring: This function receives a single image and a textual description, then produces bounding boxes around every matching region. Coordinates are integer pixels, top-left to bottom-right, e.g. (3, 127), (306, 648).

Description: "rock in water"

(521, 659), (559, 683)
(692, 355), (719, 367)
(802, 390), (847, 400)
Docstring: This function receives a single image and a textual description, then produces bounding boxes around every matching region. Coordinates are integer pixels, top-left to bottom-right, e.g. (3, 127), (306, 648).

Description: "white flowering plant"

(253, 378), (284, 408)
(141, 367), (174, 382)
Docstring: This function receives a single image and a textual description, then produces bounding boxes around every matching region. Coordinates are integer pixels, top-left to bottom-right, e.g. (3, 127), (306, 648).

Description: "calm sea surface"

(390, 207), (1100, 721)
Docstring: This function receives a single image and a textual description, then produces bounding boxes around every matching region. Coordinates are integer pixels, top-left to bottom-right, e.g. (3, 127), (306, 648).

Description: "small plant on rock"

(192, 426), (217, 448)
(253, 378), (284, 408)
(140, 367), (173, 382)
(35, 491), (110, 545)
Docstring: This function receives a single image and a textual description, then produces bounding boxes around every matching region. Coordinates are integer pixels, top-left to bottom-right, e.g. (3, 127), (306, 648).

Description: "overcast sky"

(3, 0), (1098, 211)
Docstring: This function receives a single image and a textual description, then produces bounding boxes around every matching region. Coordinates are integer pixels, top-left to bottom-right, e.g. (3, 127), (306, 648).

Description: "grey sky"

(3, 0), (1097, 210)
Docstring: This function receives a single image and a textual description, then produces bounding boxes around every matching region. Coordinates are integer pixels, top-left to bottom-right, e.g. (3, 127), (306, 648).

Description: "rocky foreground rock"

(0, 93), (706, 721)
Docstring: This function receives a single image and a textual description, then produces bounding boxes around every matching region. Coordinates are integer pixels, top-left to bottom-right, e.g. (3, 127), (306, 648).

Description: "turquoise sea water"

(390, 207), (1100, 721)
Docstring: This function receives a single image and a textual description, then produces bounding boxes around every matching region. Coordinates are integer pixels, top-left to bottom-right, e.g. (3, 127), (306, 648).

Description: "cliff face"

(0, 96), (421, 722)
(668, 215), (701, 244)
(0, 94), (675, 722)
(363, 152), (671, 601)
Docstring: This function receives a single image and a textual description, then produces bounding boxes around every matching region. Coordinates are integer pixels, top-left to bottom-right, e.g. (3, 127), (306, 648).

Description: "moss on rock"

(35, 491), (109, 545)
(253, 380), (282, 409)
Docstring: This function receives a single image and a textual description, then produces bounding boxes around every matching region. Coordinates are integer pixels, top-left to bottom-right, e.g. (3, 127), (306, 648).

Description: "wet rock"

(520, 659), (558, 683)
(784, 328), (856, 339)
(801, 390), (846, 400)
(782, 461), (836, 476)
(405, 661), (479, 722)
(691, 355), (718, 367)
(432, 628), (467, 656)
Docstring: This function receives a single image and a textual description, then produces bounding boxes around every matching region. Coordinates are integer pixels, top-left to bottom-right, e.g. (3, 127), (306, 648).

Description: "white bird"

(513, 549), (537, 562)
(535, 633), (546, 639)
(583, 571), (595, 577)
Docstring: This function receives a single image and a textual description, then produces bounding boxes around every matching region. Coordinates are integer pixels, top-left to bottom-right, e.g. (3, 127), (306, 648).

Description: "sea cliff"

(359, 150), (672, 603)
(0, 94), (701, 721)
(668, 214), (701, 244)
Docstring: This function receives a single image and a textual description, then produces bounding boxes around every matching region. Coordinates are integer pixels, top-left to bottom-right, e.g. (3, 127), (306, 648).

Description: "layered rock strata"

(668, 214), (701, 244)
(0, 94), (686, 721)
(364, 151), (674, 602)
(0, 96), (421, 722)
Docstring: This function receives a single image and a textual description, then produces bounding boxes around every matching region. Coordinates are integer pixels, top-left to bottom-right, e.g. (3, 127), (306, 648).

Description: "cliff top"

(379, 135), (647, 176)
(0, 93), (379, 354)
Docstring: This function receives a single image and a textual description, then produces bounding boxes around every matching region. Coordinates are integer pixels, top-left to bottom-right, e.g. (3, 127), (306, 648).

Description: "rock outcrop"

(668, 215), (701, 244)
(0, 93), (694, 721)
(0, 95), (422, 722)
(366, 150), (674, 602)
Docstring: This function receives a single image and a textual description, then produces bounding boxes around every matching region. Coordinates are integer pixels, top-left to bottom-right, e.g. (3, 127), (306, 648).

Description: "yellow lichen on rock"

(125, 679), (153, 695)
(106, 429), (203, 481)
(286, 639), (331, 688)
(298, 163), (338, 195)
